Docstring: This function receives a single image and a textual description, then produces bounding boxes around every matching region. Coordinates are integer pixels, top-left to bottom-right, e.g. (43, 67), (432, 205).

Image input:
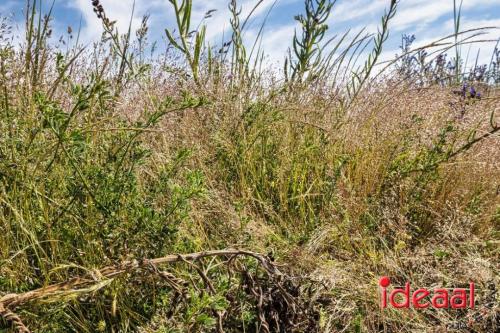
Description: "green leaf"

(165, 29), (183, 52)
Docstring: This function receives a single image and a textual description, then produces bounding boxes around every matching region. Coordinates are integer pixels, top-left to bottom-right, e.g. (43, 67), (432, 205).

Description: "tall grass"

(0, 0), (499, 332)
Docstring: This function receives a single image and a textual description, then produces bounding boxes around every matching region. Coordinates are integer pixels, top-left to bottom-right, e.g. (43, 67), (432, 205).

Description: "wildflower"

(470, 86), (476, 98)
(401, 34), (416, 52)
(436, 54), (446, 67)
(471, 64), (487, 82)
(460, 83), (467, 97)
(92, 0), (105, 19)
(469, 86), (481, 99)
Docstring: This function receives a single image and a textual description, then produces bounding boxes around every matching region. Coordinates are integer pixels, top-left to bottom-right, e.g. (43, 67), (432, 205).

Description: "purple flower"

(470, 86), (476, 97)
(460, 83), (468, 97)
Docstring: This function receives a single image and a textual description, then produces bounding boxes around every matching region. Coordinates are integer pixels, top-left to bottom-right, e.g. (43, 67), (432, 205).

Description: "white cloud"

(68, 0), (146, 42)
(248, 22), (297, 65)
(67, 0), (283, 45)
(391, 0), (500, 32)
(57, 0), (500, 67)
(331, 0), (387, 24)
(0, 0), (17, 14)
(66, 0), (298, 64)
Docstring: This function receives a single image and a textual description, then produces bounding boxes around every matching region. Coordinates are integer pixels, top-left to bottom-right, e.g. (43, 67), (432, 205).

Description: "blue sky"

(1, 0), (500, 68)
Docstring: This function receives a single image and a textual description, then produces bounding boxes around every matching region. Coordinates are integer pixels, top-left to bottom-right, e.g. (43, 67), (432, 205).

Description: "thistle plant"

(228, 0), (247, 85)
(224, 0), (270, 101)
(165, 0), (207, 85)
(347, 0), (398, 103)
(285, 0), (335, 84)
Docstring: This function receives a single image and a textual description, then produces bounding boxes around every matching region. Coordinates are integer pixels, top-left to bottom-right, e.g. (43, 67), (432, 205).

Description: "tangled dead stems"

(0, 302), (30, 333)
(0, 249), (291, 333)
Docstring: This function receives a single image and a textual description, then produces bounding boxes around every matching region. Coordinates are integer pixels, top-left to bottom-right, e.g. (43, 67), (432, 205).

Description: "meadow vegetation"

(0, 0), (499, 332)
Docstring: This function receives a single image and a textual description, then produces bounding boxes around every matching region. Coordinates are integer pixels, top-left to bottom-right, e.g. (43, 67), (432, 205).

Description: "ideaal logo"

(379, 276), (475, 309)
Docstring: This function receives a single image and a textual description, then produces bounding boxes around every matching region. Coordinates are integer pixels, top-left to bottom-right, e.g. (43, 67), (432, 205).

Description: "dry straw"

(1, 249), (283, 333)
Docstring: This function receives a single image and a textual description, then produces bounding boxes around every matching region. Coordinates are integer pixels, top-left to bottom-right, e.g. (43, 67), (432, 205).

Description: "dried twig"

(0, 249), (280, 330)
(0, 249), (324, 332)
(0, 302), (31, 333)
